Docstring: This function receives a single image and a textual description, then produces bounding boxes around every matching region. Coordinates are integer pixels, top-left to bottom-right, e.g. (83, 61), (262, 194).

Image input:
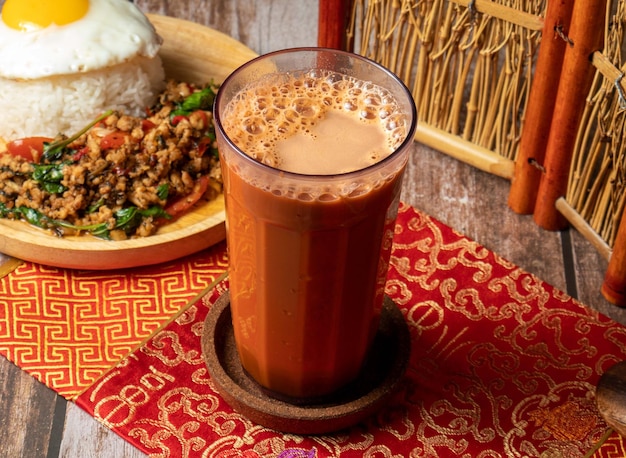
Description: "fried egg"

(0, 0), (162, 79)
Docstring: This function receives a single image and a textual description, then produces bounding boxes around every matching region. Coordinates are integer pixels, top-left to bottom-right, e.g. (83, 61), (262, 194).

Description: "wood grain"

(0, 2), (623, 457)
(0, 360), (59, 456)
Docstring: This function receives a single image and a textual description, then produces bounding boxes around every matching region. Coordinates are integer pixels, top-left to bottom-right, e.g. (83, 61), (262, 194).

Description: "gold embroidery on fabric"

(175, 304), (198, 326)
(529, 401), (599, 441)
(141, 330), (203, 366)
(403, 300), (444, 332)
(76, 205), (626, 457)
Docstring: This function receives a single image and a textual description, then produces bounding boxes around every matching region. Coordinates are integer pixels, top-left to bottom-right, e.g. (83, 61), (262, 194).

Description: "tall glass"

(214, 48), (417, 399)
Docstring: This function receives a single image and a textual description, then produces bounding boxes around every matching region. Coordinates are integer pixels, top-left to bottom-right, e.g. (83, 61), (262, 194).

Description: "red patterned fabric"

(72, 203), (626, 457)
(0, 242), (228, 398)
(589, 430), (626, 457)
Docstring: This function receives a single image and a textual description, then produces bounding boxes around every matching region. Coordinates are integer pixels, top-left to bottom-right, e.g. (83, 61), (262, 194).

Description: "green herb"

(0, 203), (171, 240)
(157, 183), (169, 200)
(17, 207), (52, 228)
(107, 206), (171, 237)
(32, 163), (68, 193)
(0, 205), (64, 232)
(87, 198), (104, 214)
(170, 85), (216, 118)
(0, 202), (23, 220)
(42, 110), (113, 162)
(113, 207), (142, 233)
(28, 111), (114, 193)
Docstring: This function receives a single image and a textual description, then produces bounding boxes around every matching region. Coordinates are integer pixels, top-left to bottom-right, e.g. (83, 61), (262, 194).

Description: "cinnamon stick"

(533, 0), (606, 230)
(507, 0), (573, 215)
(318, 0), (353, 50)
(603, 202), (626, 306)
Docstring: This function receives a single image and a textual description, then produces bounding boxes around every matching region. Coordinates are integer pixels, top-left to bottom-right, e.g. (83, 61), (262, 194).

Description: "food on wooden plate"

(0, 1), (224, 241)
(0, 81), (222, 240)
(0, 0), (165, 140)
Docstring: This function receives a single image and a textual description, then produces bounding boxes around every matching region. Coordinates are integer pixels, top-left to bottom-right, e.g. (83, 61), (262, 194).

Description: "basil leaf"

(32, 163), (67, 194)
(17, 207), (52, 229)
(87, 198), (104, 214)
(42, 110), (113, 162)
(157, 183), (169, 200)
(171, 86), (216, 118)
(113, 205), (170, 234)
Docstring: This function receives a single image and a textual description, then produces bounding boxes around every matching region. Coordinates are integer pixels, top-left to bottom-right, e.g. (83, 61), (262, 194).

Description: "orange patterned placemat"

(74, 203), (626, 457)
(0, 242), (228, 399)
(589, 429), (626, 457)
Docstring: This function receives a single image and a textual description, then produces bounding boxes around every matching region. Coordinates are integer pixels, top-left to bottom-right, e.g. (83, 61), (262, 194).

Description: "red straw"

(507, 1), (574, 215)
(533, 0), (606, 230)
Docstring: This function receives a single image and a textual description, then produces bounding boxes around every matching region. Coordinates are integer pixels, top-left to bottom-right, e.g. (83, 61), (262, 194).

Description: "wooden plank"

(570, 230), (617, 321)
(59, 404), (146, 458)
(403, 143), (567, 291)
(136, 0), (319, 55)
(0, 358), (58, 456)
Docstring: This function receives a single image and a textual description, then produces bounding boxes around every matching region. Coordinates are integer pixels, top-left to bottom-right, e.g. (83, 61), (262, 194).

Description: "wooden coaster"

(202, 291), (411, 435)
(596, 360), (626, 436)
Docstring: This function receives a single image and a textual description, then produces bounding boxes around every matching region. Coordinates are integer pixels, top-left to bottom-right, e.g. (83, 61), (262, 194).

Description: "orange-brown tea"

(215, 49), (416, 398)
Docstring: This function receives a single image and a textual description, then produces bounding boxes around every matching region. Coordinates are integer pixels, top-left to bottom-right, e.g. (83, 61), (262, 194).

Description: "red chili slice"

(166, 175), (210, 217)
(72, 146), (90, 162)
(194, 110), (209, 128)
(142, 119), (156, 132)
(158, 175), (211, 224)
(171, 115), (186, 126)
(100, 132), (129, 150)
(196, 136), (212, 156)
(5, 136), (52, 162)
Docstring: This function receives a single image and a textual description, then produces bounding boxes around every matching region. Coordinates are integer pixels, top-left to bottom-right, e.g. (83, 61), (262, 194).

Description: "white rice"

(0, 55), (165, 141)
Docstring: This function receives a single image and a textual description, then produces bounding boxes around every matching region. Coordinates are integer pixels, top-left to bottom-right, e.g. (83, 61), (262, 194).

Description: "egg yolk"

(2, 0), (89, 32)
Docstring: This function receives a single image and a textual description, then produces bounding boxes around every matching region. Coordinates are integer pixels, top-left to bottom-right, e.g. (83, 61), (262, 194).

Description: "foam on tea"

(220, 69), (410, 175)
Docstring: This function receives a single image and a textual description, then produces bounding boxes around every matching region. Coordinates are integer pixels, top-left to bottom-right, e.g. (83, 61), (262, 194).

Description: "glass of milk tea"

(214, 48), (417, 399)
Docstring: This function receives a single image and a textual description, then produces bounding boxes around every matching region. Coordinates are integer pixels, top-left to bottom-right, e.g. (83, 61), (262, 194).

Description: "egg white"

(0, 0), (162, 79)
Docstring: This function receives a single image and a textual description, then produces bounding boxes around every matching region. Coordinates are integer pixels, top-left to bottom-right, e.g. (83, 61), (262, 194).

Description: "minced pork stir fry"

(0, 80), (222, 240)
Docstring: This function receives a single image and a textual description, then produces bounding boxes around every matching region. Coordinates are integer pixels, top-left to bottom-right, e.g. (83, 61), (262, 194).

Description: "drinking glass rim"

(213, 46), (418, 180)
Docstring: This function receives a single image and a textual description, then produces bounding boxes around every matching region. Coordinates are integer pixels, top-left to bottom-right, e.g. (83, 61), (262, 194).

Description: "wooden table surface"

(1, 1), (623, 456)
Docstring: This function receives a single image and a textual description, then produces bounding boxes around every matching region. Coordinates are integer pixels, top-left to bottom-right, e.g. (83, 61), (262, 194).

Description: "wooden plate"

(0, 15), (257, 270)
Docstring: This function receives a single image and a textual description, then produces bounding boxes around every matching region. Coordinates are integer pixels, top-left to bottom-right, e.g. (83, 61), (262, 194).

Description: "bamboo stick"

(533, 0), (606, 230)
(507, 0), (574, 215)
(318, 0), (353, 50)
(463, 51), (483, 141)
(556, 197), (611, 261)
(451, 0), (544, 31)
(556, 198), (611, 261)
(415, 122), (515, 179)
(611, 179), (626, 246)
(592, 51), (625, 83)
